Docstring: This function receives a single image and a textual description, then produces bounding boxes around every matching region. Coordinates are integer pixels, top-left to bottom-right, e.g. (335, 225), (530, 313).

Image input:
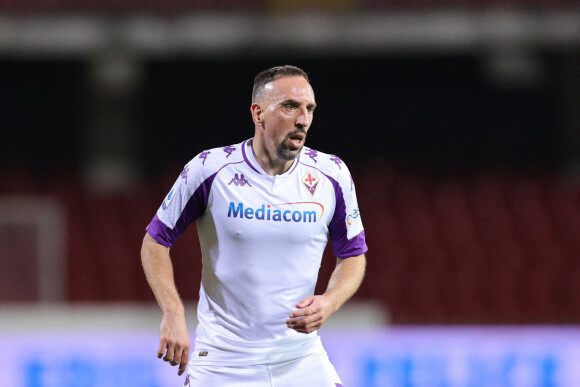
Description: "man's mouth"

(288, 132), (305, 148)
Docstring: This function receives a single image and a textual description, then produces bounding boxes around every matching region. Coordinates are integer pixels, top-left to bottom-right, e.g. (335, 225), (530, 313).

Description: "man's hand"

(286, 254), (366, 334)
(142, 233), (191, 376)
(285, 294), (337, 334)
(157, 310), (191, 376)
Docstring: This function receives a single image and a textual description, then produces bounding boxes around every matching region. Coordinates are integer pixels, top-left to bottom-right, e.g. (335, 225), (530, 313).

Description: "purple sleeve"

(333, 230), (367, 259)
(146, 215), (179, 248)
(326, 174), (368, 258)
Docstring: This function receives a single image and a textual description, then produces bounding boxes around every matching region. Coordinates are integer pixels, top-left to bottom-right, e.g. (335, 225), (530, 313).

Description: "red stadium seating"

(2, 167), (579, 324)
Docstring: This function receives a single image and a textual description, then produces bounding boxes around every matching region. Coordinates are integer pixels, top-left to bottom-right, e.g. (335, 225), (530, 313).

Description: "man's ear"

(251, 103), (264, 127)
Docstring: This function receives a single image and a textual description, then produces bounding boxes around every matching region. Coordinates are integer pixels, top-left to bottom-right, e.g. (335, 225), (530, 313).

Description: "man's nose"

(295, 106), (310, 129)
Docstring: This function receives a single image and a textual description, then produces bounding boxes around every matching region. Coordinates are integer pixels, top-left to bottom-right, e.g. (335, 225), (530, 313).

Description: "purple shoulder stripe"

(146, 171), (219, 247)
(323, 172), (355, 257)
(301, 162), (368, 258)
(327, 177), (367, 257)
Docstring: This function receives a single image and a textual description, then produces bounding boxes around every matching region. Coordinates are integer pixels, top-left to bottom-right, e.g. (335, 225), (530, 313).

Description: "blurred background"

(0, 0), (579, 386)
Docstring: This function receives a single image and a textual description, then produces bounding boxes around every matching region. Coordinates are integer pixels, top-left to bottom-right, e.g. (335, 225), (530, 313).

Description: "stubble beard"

(262, 117), (306, 161)
(276, 142), (300, 161)
(276, 130), (306, 161)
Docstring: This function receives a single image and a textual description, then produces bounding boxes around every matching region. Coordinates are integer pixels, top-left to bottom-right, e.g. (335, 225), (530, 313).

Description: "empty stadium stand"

(2, 164), (578, 324)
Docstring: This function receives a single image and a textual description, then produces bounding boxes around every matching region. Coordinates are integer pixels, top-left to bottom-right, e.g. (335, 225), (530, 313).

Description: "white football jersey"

(147, 138), (367, 365)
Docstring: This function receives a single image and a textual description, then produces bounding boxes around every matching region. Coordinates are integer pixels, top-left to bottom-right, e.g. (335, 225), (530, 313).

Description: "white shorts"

(183, 353), (343, 387)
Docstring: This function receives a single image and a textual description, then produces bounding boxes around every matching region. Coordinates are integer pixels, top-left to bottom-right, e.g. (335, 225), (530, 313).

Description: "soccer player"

(141, 65), (367, 386)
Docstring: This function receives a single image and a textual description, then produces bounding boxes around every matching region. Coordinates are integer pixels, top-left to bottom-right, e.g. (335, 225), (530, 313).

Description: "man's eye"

(285, 104), (296, 110)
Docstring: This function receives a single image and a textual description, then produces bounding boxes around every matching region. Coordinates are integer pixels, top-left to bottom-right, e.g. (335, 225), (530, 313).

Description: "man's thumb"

(296, 296), (313, 308)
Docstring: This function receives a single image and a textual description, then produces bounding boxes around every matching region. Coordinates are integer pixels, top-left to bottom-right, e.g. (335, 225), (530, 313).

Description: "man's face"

(258, 76), (316, 161)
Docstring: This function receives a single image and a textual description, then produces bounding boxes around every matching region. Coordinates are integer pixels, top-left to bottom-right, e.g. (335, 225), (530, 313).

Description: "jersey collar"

(242, 138), (301, 177)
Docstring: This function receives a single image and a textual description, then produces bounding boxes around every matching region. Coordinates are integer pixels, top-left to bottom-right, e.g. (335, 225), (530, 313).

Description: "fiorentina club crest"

(302, 170), (319, 195)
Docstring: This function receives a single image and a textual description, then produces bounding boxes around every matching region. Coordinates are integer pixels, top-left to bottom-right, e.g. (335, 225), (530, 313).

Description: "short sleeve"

(146, 155), (216, 247)
(326, 161), (368, 258)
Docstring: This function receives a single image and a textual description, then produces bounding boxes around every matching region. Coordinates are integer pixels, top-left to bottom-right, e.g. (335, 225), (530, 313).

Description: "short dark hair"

(252, 65), (310, 103)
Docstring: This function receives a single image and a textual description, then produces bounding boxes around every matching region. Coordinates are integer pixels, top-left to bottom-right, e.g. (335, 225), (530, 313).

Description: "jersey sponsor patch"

(162, 188), (175, 210)
(346, 207), (360, 225)
(227, 201), (324, 223)
(302, 170), (319, 195)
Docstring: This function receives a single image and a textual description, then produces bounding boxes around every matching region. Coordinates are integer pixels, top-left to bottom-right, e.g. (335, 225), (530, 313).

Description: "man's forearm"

(324, 254), (366, 312)
(142, 232), (191, 375)
(141, 232), (184, 314)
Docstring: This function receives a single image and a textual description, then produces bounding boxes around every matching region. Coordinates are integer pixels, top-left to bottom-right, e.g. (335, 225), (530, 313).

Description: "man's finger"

(157, 340), (166, 358)
(296, 296), (314, 308)
(178, 351), (190, 376)
(288, 307), (314, 319)
(170, 347), (182, 366)
(164, 346), (175, 363)
(288, 308), (321, 323)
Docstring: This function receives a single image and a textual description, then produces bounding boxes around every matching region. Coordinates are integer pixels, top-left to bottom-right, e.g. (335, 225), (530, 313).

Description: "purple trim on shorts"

(301, 162), (368, 258)
(242, 139), (261, 175)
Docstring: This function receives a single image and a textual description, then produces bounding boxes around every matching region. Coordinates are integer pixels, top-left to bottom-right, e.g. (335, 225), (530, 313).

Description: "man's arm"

(286, 254), (366, 333)
(141, 232), (191, 376)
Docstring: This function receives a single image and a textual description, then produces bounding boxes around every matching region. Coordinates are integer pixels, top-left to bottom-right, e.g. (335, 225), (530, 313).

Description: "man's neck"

(250, 138), (295, 176)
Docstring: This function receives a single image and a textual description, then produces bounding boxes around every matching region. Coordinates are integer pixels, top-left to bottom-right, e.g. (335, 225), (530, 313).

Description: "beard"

(276, 142), (299, 161)
(276, 129), (306, 161)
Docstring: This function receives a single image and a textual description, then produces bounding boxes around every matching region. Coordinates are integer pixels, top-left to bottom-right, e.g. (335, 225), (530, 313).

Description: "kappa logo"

(180, 165), (189, 184)
(302, 170), (319, 196)
(228, 173), (252, 187)
(199, 150), (211, 165)
(223, 145), (236, 158)
(304, 148), (318, 163)
(330, 155), (343, 170)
